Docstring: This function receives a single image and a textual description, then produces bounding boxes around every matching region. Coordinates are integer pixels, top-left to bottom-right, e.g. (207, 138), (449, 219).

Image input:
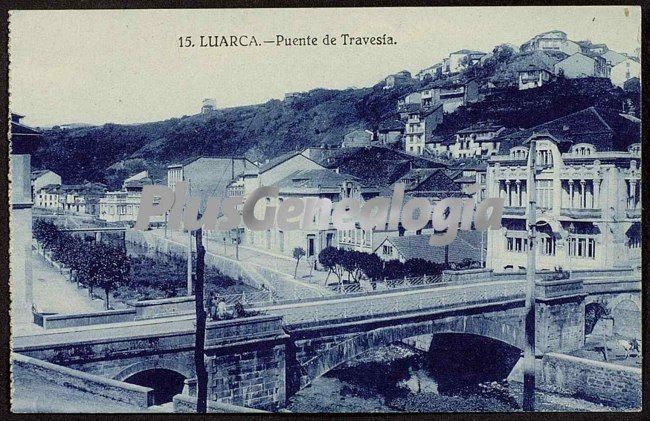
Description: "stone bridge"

(12, 273), (640, 410)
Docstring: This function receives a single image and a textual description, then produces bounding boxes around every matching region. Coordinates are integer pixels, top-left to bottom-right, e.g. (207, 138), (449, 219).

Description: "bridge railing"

(218, 290), (277, 307)
(327, 274), (443, 295)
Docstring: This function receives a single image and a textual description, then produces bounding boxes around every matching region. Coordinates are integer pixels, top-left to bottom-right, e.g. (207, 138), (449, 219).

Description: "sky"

(9, 6), (642, 127)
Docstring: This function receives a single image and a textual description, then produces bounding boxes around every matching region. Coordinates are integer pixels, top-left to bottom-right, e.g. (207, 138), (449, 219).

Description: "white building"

(403, 104), (444, 156)
(31, 170), (61, 199)
(486, 107), (641, 272)
(446, 123), (506, 159)
(610, 57), (641, 88)
(520, 30), (582, 56)
(447, 50), (487, 73)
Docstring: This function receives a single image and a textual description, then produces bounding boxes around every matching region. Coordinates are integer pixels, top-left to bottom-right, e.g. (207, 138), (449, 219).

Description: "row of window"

(505, 235), (597, 259)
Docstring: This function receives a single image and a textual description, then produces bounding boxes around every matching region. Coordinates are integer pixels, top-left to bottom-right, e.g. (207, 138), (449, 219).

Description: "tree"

(359, 253), (383, 283)
(92, 244), (130, 310)
(318, 246), (345, 286)
(292, 247), (306, 279)
(384, 259), (407, 281)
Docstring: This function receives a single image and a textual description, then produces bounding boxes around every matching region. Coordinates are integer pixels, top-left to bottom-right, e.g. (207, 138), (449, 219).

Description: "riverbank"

(286, 344), (619, 413)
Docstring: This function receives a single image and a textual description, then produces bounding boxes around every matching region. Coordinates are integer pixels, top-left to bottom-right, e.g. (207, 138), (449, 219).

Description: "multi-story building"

(427, 77), (479, 113)
(446, 122), (506, 159)
(31, 170), (61, 200)
(554, 53), (610, 79)
(520, 30), (582, 56)
(486, 107), (641, 272)
(403, 104), (444, 155)
(167, 156), (257, 210)
(99, 171), (161, 224)
(244, 168), (380, 259)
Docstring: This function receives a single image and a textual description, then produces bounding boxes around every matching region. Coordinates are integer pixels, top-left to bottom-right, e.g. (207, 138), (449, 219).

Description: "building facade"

(486, 107), (641, 272)
(554, 53), (610, 79)
(446, 123), (506, 159)
(610, 57), (641, 88)
(403, 104), (444, 155)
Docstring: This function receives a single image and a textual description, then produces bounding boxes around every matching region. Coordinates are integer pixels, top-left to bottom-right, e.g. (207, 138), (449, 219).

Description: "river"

(286, 341), (617, 413)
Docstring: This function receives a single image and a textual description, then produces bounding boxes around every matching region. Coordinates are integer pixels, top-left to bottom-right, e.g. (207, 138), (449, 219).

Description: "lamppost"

(523, 136), (537, 411)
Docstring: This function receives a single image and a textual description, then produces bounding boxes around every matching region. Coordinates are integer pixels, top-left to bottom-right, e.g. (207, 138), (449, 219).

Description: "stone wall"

(11, 353), (154, 408)
(206, 343), (286, 411)
(172, 394), (269, 413)
(540, 353), (641, 409)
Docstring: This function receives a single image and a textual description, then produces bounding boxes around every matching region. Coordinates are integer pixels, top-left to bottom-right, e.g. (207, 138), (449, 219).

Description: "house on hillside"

(404, 103), (444, 156)
(201, 98), (216, 114)
(447, 123), (507, 159)
(416, 62), (443, 81)
(486, 106), (641, 272)
(384, 70), (412, 89)
(599, 50), (627, 66)
(518, 64), (554, 90)
(554, 53), (610, 79)
(520, 30), (582, 55)
(610, 57), (641, 88)
(31, 170), (61, 200)
(427, 77), (479, 113)
(377, 120), (404, 146)
(397, 92), (423, 118)
(341, 129), (374, 148)
(577, 41), (609, 56)
(448, 50), (487, 73)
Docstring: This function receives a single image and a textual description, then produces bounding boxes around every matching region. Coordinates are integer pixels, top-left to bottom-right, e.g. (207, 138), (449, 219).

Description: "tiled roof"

(496, 107), (641, 155)
(275, 169), (366, 191)
(31, 170), (52, 180)
(456, 122), (504, 135)
(259, 151), (304, 173)
(378, 230), (485, 264)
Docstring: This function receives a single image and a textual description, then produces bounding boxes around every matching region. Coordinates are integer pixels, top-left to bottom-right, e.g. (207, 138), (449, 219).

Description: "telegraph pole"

(193, 227), (207, 413)
(523, 137), (537, 411)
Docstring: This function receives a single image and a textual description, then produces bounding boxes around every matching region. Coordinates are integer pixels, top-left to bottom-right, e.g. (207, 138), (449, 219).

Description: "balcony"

(560, 208), (602, 219)
(503, 206), (526, 216)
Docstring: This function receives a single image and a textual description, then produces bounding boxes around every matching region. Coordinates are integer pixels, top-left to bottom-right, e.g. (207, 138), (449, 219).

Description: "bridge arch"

(298, 315), (522, 388)
(113, 355), (195, 383)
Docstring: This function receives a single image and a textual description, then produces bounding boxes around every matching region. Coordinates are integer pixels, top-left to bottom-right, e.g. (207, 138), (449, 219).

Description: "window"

(383, 245), (393, 255)
(568, 236), (596, 259)
(536, 148), (553, 166)
(539, 235), (556, 256)
(506, 236), (528, 252)
(537, 180), (553, 209)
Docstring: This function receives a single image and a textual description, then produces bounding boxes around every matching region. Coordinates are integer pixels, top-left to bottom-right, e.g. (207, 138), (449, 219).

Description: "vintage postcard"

(7, 5), (642, 414)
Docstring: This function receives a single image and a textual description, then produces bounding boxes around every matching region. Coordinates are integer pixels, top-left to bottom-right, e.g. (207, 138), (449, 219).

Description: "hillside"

(32, 74), (637, 190)
(32, 81), (420, 188)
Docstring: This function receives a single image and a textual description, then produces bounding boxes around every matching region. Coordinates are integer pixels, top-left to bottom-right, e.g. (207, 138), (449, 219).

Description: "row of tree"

(317, 246), (449, 286)
(33, 220), (130, 309)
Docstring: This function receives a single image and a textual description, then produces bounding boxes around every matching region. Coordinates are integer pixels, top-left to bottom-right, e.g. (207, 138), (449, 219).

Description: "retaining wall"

(540, 352), (641, 409)
(11, 353), (153, 408)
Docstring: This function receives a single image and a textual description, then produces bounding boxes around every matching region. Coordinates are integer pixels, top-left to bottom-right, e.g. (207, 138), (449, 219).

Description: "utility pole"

(523, 137), (537, 411)
(193, 227), (208, 413)
(187, 230), (194, 295)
